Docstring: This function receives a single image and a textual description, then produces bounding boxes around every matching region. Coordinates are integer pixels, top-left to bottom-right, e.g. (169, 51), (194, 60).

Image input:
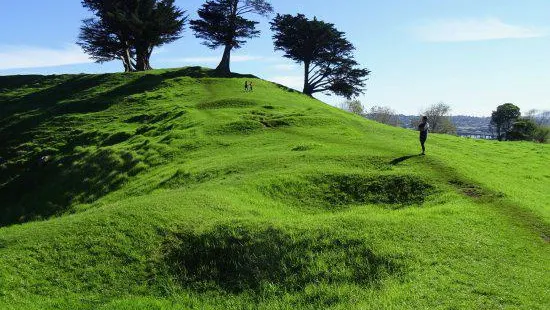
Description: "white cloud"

(412, 18), (547, 42)
(0, 44), (93, 70)
(173, 55), (264, 63)
(269, 75), (303, 91)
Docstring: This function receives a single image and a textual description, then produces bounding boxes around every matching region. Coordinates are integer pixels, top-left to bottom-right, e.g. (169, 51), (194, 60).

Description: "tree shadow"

(0, 147), (144, 227)
(389, 155), (420, 165)
(0, 66), (259, 227)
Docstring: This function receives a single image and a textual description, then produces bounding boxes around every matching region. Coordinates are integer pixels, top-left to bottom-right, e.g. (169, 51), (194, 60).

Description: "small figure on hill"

(418, 116), (429, 155)
(249, 81), (253, 92)
(244, 81), (249, 92)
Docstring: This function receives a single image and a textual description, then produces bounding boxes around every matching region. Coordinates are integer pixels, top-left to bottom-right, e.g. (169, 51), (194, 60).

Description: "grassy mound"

(0, 67), (548, 309)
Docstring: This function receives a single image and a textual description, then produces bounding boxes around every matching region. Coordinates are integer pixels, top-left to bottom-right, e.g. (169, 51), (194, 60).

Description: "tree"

(78, 0), (187, 72)
(525, 109), (550, 126)
(190, 0), (273, 75)
(533, 126), (550, 143)
(270, 14), (370, 99)
(422, 102), (456, 134)
(508, 118), (538, 141)
(340, 99), (364, 115)
(490, 103), (521, 141)
(367, 106), (400, 127)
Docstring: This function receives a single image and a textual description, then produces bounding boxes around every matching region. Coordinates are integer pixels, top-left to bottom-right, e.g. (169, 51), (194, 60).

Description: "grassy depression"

(0, 67), (548, 309)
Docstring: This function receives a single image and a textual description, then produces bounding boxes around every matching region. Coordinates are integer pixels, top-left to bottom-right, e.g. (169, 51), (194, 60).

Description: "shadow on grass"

(0, 147), (145, 227)
(389, 154), (421, 165)
(164, 222), (400, 293)
(263, 173), (435, 210)
(1, 66), (243, 227)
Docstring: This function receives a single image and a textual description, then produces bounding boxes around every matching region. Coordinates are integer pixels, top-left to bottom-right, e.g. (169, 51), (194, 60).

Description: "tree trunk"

(121, 48), (135, 72)
(216, 44), (232, 76)
(121, 56), (131, 72)
(134, 42), (154, 71)
(303, 61), (313, 96)
(135, 49), (152, 71)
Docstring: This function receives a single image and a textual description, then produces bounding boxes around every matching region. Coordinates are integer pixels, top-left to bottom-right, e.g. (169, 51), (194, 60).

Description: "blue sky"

(1, 0), (549, 116)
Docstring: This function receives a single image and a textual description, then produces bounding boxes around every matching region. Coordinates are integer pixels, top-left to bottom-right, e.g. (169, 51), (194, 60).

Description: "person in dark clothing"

(244, 81), (249, 92)
(418, 116), (429, 155)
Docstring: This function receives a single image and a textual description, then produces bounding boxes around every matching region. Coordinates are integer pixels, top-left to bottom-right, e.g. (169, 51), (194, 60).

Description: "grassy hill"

(0, 67), (548, 309)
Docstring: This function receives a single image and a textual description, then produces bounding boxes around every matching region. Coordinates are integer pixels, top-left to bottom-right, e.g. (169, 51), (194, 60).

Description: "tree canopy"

(190, 0), (273, 75)
(78, 0), (187, 72)
(270, 14), (370, 98)
(491, 103), (521, 141)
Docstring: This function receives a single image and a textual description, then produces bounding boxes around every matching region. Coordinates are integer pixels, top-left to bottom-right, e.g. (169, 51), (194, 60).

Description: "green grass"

(0, 67), (548, 309)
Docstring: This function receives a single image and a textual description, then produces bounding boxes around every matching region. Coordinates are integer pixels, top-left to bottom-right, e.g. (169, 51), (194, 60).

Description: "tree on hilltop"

(270, 14), (370, 98)
(491, 103), (521, 141)
(190, 0), (273, 75)
(78, 0), (187, 72)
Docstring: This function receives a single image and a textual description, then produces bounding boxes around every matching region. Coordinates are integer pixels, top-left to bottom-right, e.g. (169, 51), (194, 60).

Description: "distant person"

(249, 81), (253, 92)
(418, 116), (429, 155)
(244, 81), (249, 92)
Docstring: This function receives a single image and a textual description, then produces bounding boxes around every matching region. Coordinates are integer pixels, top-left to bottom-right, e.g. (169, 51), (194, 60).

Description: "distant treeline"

(397, 115), (491, 131)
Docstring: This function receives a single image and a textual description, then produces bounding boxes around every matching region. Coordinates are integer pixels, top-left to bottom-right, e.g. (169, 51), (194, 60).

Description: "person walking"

(244, 81), (249, 92)
(418, 116), (429, 155)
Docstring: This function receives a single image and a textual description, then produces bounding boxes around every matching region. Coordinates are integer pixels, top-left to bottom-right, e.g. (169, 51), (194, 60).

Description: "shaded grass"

(263, 173), (435, 210)
(164, 221), (400, 293)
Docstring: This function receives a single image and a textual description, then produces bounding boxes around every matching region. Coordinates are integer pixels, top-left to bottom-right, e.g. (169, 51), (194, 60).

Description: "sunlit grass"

(0, 67), (548, 309)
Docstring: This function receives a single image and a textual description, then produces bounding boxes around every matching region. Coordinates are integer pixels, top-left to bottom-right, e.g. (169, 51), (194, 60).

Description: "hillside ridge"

(0, 67), (548, 309)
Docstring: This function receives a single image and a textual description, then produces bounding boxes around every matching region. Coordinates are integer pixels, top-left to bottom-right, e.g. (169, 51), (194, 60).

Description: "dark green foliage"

(533, 126), (550, 143)
(270, 14), (370, 98)
(164, 222), (399, 292)
(490, 103), (521, 141)
(78, 0), (187, 71)
(508, 118), (538, 141)
(190, 0), (273, 75)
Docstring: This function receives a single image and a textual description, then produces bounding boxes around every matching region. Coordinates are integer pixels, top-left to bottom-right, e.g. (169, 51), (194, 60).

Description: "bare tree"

(366, 106), (400, 126)
(422, 102), (456, 134)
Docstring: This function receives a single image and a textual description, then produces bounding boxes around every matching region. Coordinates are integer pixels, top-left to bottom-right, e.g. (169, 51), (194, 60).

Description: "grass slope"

(0, 67), (549, 309)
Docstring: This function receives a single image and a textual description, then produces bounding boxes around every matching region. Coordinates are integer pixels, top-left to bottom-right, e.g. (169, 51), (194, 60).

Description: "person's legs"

(420, 138), (426, 154)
